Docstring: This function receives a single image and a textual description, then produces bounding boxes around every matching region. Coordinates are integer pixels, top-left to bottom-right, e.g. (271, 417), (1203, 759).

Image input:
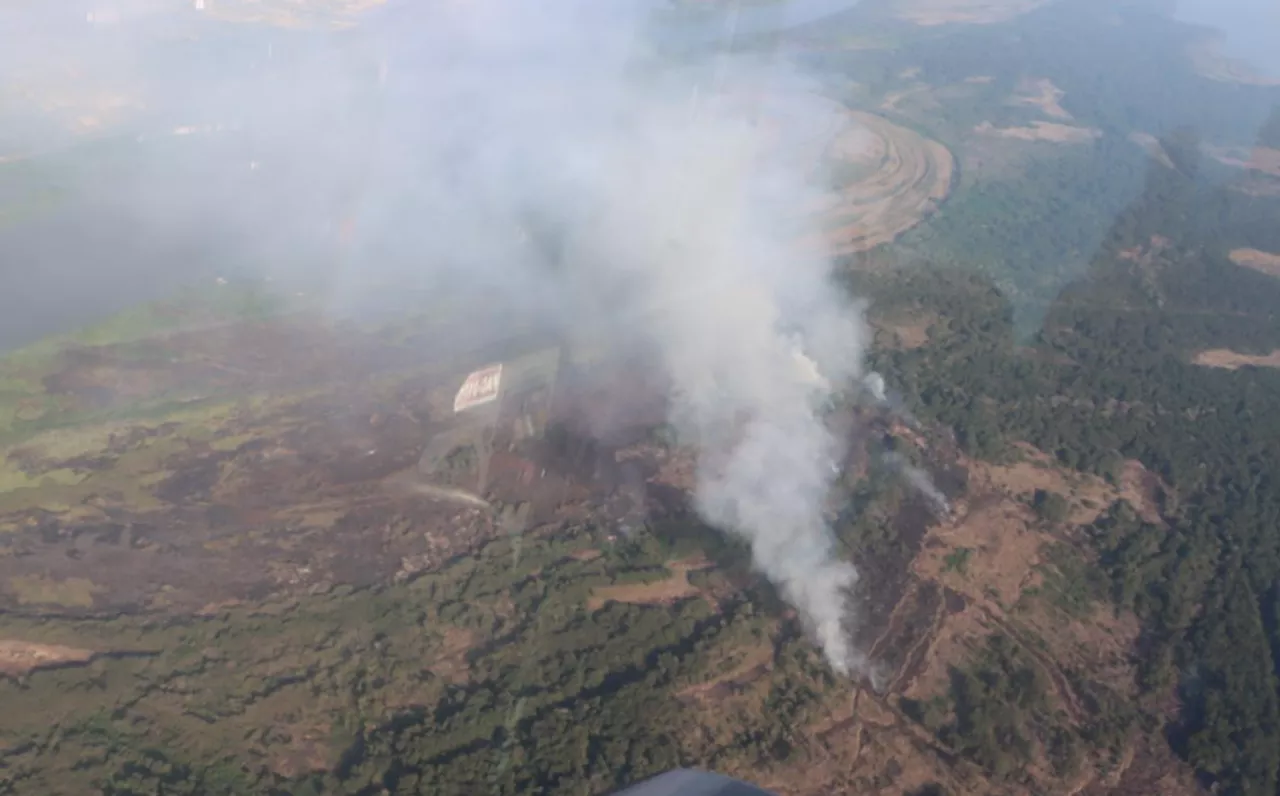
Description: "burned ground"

(0, 314), (676, 617)
(0, 305), (1202, 795)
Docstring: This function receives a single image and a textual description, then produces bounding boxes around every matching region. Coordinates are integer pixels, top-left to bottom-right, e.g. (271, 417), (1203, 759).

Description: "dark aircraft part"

(608, 769), (778, 796)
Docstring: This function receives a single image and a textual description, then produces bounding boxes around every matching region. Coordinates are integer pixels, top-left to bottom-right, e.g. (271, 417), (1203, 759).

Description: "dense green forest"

(805, 0), (1280, 333)
(851, 125), (1280, 795)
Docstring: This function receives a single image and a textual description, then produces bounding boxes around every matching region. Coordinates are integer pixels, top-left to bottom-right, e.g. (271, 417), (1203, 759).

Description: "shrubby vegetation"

(852, 122), (1280, 794)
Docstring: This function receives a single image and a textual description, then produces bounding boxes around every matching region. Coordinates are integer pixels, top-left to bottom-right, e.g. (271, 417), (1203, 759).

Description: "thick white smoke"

(2, 0), (875, 675)
(884, 452), (951, 519)
(364, 0), (873, 674)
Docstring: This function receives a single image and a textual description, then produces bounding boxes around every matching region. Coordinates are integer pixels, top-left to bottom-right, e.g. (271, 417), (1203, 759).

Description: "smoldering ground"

(2, 0), (877, 676)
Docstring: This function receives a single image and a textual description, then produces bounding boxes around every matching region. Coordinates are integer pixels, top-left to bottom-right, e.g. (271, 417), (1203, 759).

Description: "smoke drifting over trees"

(2, 0), (877, 675)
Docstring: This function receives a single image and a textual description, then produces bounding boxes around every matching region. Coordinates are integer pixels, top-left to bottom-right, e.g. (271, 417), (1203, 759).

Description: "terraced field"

(816, 110), (954, 255)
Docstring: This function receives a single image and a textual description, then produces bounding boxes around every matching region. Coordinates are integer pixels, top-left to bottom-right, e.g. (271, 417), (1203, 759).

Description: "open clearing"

(890, 0), (1050, 26)
(1229, 248), (1280, 278)
(1207, 144), (1280, 178)
(1010, 77), (1072, 119)
(0, 639), (96, 676)
(817, 110), (954, 254)
(725, 93), (953, 254)
(1192, 349), (1280, 370)
(975, 120), (1101, 144)
(587, 557), (710, 610)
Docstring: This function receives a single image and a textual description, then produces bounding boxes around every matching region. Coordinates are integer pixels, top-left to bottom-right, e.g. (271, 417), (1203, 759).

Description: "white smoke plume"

(0, 0), (873, 674)
(348, 0), (875, 675)
(884, 452), (951, 519)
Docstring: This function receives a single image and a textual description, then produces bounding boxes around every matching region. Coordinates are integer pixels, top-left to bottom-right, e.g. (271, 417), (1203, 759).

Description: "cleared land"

(1010, 77), (1072, 119)
(1206, 144), (1280, 178)
(1229, 248), (1280, 278)
(0, 639), (96, 677)
(720, 92), (952, 254)
(816, 110), (954, 254)
(975, 120), (1101, 144)
(1192, 349), (1280, 370)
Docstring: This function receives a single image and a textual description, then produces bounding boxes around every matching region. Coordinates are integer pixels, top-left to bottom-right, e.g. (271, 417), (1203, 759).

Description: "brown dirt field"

(1192, 348), (1280, 370)
(918, 496), (1044, 605)
(0, 639), (96, 676)
(1009, 77), (1072, 119)
(728, 93), (951, 253)
(1206, 144), (1280, 178)
(587, 557), (709, 610)
(891, 0), (1049, 26)
(1229, 248), (1280, 278)
(972, 445), (1156, 526)
(975, 120), (1101, 144)
(874, 315), (934, 349)
(820, 111), (954, 254)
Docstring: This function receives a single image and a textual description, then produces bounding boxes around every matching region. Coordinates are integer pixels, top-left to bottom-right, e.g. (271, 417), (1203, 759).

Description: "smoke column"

(1, 0), (875, 675)
(356, 0), (874, 675)
(884, 452), (951, 518)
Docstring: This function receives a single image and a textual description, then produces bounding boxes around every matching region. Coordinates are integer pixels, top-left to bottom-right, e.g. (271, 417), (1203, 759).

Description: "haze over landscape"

(0, 0), (1278, 794)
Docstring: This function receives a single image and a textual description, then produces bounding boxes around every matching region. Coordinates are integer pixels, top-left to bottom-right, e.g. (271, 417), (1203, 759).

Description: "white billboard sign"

(453, 364), (503, 413)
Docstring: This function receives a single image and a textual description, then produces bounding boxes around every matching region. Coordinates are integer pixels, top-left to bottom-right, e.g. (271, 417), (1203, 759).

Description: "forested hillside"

(852, 125), (1280, 795)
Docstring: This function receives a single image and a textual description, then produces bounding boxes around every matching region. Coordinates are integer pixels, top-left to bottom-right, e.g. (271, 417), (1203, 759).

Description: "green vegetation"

(941, 547), (970, 575)
(1031, 489), (1069, 524)
(851, 113), (1280, 792)
(0, 2), (1276, 793)
(0, 523), (848, 795)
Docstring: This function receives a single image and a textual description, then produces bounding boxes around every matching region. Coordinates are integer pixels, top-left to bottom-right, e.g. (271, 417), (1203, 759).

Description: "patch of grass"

(8, 575), (102, 608)
(943, 547), (972, 575)
(0, 464), (85, 494)
(1036, 544), (1109, 619)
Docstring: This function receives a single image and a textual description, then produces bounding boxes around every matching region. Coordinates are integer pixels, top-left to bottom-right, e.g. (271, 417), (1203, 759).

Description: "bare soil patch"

(1229, 248), (1280, 278)
(975, 120), (1100, 144)
(0, 639), (96, 676)
(1010, 77), (1072, 119)
(820, 111), (954, 254)
(1192, 348), (1280, 370)
(1206, 144), (1280, 178)
(873, 314), (934, 349)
